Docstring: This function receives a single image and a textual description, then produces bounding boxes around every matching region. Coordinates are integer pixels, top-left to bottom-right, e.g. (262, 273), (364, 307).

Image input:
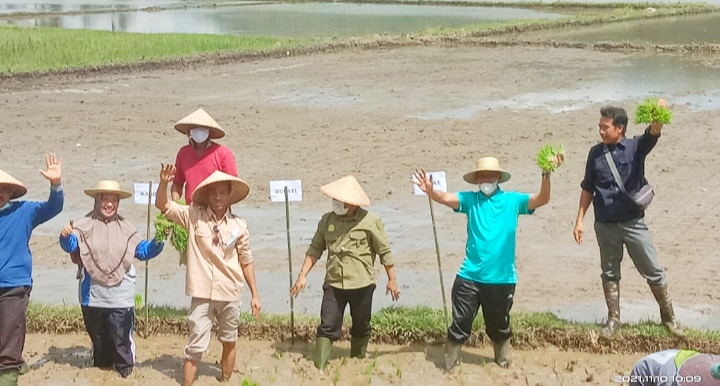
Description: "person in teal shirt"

(414, 156), (558, 371)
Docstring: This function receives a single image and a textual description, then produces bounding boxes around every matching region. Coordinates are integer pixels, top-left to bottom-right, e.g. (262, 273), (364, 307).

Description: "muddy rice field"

(2, 40), (720, 385)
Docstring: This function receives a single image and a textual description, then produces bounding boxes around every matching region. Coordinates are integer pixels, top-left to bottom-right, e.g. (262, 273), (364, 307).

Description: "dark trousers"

(81, 306), (135, 377)
(317, 282), (376, 341)
(447, 276), (515, 345)
(0, 286), (30, 371)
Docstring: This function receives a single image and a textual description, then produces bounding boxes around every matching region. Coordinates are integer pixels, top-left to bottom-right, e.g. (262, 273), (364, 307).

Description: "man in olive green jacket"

(290, 175), (400, 372)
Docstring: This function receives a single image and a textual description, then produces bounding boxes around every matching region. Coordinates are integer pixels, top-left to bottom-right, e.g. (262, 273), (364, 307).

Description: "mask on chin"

(332, 199), (349, 216)
(189, 127), (210, 144)
(478, 181), (498, 196)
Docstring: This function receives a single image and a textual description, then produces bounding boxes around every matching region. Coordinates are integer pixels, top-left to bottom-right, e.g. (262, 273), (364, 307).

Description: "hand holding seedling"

(635, 97), (671, 135)
(537, 145), (565, 175)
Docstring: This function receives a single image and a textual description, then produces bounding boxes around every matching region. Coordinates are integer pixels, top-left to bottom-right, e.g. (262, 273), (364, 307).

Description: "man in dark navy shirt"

(573, 99), (683, 338)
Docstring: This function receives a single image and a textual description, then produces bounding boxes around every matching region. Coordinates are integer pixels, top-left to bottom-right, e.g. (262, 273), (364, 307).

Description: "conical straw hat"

(174, 108), (226, 139)
(84, 180), (132, 200)
(192, 171), (250, 207)
(320, 175), (371, 207)
(462, 157), (512, 184)
(0, 169), (27, 199)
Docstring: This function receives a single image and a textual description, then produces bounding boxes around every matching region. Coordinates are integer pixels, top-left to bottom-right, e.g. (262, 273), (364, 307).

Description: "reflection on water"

(526, 13), (720, 45)
(0, 3), (566, 38)
(0, 0), (237, 14)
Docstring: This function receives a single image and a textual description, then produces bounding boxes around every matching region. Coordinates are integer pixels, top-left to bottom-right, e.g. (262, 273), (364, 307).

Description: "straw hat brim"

(0, 170), (28, 199)
(0, 183), (27, 200)
(463, 169), (511, 184)
(192, 174), (250, 207)
(174, 109), (226, 139)
(320, 176), (371, 207)
(174, 124), (225, 140)
(84, 189), (133, 200)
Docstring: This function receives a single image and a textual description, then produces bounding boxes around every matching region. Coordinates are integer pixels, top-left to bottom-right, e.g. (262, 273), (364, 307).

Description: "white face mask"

(479, 181), (498, 196)
(332, 199), (348, 216)
(189, 128), (210, 143)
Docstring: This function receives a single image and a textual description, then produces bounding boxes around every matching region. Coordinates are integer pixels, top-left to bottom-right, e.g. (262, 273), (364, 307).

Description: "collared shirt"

(581, 126), (660, 223)
(173, 142), (238, 204)
(164, 201), (253, 302)
(306, 209), (395, 290)
(454, 188), (534, 285)
(0, 184), (64, 289)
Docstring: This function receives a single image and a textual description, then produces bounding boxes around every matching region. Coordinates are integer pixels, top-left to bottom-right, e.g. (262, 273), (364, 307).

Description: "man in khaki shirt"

(156, 165), (261, 386)
(291, 175), (400, 372)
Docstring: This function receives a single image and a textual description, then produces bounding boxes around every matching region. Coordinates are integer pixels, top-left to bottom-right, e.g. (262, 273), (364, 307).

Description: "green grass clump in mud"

(27, 303), (720, 354)
(0, 26), (301, 74)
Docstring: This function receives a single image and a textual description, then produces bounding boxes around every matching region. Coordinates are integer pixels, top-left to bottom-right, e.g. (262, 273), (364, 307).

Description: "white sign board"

(134, 182), (159, 205)
(412, 171), (448, 195)
(270, 180), (303, 202)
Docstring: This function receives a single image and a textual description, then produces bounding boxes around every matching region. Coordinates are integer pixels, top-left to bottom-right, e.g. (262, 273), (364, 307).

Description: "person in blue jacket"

(59, 180), (163, 378)
(0, 154), (64, 386)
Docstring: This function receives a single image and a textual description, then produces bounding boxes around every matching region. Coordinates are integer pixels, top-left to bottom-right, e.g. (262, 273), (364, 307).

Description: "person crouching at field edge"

(413, 156), (557, 371)
(155, 164), (261, 386)
(290, 175), (400, 373)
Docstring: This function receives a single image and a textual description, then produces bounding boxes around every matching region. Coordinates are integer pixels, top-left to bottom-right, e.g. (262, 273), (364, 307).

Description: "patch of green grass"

(1, 2), (717, 75)
(25, 303), (720, 354)
(0, 26), (302, 74)
(241, 378), (259, 386)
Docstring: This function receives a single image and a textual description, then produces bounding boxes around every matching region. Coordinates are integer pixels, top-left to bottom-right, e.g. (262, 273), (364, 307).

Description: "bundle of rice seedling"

(635, 98), (672, 124)
(154, 199), (189, 265)
(536, 144), (565, 173)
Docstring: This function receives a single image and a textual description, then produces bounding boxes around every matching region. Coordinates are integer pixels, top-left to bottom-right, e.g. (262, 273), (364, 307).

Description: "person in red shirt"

(171, 108), (238, 204)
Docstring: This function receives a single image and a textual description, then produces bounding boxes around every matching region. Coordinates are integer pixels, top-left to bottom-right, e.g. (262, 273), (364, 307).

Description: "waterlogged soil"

(20, 333), (641, 385)
(2, 45), (720, 330)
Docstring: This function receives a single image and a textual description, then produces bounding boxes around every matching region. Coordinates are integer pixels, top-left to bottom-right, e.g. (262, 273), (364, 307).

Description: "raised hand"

(159, 163), (176, 183)
(39, 153), (62, 185)
(412, 168), (434, 194)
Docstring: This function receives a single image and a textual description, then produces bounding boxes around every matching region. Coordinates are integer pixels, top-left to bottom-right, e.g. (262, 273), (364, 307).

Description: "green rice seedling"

(635, 98), (672, 124)
(537, 144), (565, 173)
(154, 199), (189, 265)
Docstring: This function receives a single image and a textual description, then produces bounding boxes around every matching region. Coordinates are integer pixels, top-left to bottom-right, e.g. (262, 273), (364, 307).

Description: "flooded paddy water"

(0, 2), (568, 38)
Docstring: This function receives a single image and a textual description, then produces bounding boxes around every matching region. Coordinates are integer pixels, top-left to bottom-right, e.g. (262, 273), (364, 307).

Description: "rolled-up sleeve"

(306, 216), (327, 259)
(236, 224), (253, 265)
(580, 149), (596, 193)
(370, 219), (395, 266)
(163, 200), (191, 230)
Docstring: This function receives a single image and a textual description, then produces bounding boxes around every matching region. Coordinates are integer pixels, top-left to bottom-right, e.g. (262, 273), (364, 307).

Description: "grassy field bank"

(28, 303), (720, 355)
(0, 2), (717, 75)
